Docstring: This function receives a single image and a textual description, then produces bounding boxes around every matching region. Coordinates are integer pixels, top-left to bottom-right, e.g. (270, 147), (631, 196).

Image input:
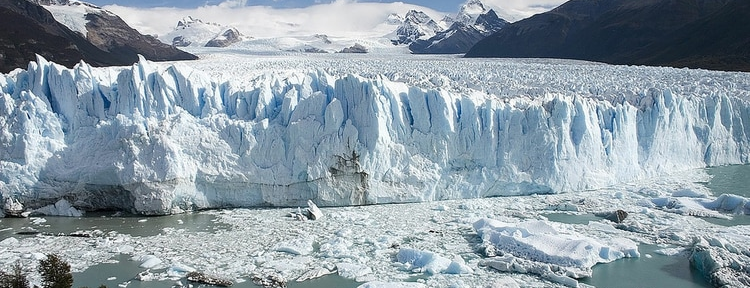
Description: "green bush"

(38, 254), (73, 288)
(0, 262), (30, 288)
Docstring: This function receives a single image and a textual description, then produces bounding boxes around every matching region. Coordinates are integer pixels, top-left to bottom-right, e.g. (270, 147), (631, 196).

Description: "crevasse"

(1, 55), (749, 215)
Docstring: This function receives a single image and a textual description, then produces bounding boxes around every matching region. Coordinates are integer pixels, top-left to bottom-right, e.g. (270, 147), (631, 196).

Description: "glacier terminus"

(1, 54), (750, 216)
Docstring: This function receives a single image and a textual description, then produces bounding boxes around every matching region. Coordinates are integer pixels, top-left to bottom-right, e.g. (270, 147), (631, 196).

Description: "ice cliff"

(1, 55), (750, 215)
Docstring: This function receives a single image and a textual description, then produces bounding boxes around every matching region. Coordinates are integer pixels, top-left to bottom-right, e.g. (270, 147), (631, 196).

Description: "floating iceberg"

(1, 55), (750, 214)
(473, 218), (639, 278)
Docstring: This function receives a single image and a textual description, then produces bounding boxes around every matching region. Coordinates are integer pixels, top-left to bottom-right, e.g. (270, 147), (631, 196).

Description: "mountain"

(465, 0), (750, 72)
(162, 16), (245, 48)
(0, 0), (196, 73)
(409, 1), (508, 54)
(205, 27), (243, 48)
(390, 10), (444, 45)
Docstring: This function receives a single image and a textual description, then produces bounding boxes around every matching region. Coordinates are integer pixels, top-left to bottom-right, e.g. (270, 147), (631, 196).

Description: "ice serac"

(2, 56), (750, 215)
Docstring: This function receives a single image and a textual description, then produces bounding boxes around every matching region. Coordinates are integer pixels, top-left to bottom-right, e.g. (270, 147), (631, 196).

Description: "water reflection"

(0, 211), (230, 240)
(581, 245), (711, 288)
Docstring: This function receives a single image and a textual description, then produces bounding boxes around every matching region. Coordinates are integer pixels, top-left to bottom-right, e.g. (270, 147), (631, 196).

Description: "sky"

(85, 0), (564, 14)
(89, 0), (566, 39)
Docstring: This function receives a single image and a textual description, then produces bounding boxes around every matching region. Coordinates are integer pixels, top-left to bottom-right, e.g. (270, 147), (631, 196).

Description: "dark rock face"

(0, 0), (196, 73)
(474, 9), (508, 34)
(338, 43), (368, 53)
(83, 10), (197, 62)
(172, 35), (191, 47)
(410, 9), (508, 54)
(205, 28), (242, 47)
(410, 23), (486, 54)
(466, 0), (750, 72)
(391, 10), (443, 45)
(606, 209), (628, 223)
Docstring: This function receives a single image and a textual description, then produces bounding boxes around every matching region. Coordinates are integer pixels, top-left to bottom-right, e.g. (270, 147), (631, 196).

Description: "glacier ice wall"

(1, 56), (750, 215)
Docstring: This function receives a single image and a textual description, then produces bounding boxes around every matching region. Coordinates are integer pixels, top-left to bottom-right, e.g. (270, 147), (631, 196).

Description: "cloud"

(482, 0), (566, 21)
(216, 0), (248, 8)
(104, 1), (444, 38)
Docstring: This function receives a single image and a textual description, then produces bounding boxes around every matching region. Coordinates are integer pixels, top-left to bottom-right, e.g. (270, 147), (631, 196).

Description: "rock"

(338, 43), (368, 53)
(306, 200), (322, 220)
(304, 47), (328, 53)
(252, 272), (286, 288)
(606, 209), (628, 223)
(205, 28), (242, 47)
(186, 271), (233, 287)
(172, 35), (191, 47)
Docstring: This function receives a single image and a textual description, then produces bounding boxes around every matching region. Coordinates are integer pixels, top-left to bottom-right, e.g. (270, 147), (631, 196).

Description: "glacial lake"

(2, 164), (748, 287)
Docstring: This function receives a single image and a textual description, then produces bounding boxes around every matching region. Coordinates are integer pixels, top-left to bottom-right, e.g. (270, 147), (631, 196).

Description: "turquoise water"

(544, 214), (711, 287)
(701, 164), (750, 226)
(705, 164), (750, 198)
(74, 254), (361, 288)
(581, 245), (711, 288)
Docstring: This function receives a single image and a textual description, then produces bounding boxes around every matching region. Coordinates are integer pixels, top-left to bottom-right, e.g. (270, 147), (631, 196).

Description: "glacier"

(1, 54), (750, 215)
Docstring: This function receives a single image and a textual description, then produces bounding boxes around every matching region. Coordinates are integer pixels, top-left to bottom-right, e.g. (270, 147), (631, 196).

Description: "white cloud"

(104, 1), (445, 38)
(216, 0), (248, 8)
(482, 0), (566, 21)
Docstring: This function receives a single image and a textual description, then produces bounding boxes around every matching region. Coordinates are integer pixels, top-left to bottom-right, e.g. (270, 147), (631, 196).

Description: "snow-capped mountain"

(162, 16), (245, 48)
(409, 0), (508, 54)
(453, 0), (489, 26)
(390, 10), (445, 45)
(0, 0), (196, 73)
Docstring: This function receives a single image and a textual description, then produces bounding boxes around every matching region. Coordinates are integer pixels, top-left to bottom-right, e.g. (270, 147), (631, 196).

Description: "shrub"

(38, 254), (73, 288)
(0, 261), (30, 288)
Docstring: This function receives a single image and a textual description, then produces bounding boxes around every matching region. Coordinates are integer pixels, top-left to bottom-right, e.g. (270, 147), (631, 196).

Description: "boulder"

(606, 210), (628, 223)
(186, 271), (233, 287)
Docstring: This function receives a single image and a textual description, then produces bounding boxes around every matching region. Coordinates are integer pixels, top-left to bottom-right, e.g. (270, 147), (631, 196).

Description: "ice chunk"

(396, 248), (470, 275)
(32, 199), (83, 217)
(336, 263), (372, 280)
(357, 282), (427, 288)
(274, 237), (315, 255)
(473, 219), (638, 271)
(296, 267), (333, 282)
(135, 255), (163, 269)
(306, 200), (322, 220)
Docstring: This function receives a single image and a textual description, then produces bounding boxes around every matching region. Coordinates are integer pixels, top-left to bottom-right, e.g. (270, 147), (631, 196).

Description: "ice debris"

(473, 218), (639, 277)
(396, 248), (472, 275)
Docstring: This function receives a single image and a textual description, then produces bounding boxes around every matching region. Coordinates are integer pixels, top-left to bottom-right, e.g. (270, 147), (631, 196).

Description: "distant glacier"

(1, 54), (749, 215)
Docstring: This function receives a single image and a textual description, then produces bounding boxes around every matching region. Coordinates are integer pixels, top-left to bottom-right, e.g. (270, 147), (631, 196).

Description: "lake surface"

(74, 254), (361, 288)
(705, 164), (750, 198)
(3, 164), (749, 287)
(581, 244), (711, 288)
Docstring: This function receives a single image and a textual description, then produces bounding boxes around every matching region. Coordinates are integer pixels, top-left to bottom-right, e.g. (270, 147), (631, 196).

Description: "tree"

(38, 254), (73, 288)
(0, 261), (30, 288)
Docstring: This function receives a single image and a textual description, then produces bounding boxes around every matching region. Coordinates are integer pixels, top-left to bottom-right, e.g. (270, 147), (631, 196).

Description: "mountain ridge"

(465, 0), (750, 72)
(0, 0), (196, 73)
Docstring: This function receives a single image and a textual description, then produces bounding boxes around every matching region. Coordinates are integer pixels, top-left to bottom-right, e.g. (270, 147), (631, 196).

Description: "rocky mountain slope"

(465, 0), (750, 72)
(162, 16), (244, 48)
(0, 0), (196, 73)
(389, 0), (509, 54)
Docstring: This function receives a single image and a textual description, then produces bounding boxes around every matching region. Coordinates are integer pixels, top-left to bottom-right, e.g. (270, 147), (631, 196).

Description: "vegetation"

(0, 254), (83, 288)
(0, 262), (30, 288)
(38, 254), (73, 288)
